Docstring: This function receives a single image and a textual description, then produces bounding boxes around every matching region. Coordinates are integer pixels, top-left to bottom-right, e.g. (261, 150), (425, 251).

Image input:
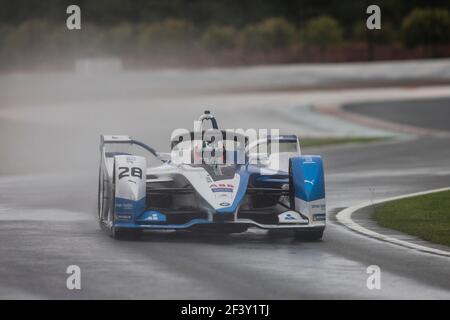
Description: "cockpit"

(171, 130), (248, 166)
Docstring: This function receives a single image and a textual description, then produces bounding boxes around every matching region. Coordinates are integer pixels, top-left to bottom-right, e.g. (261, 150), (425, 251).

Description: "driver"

(193, 136), (224, 165)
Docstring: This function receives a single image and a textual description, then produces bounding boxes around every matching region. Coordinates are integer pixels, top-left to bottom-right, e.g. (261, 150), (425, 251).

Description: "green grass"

(373, 190), (450, 247)
(301, 136), (386, 148)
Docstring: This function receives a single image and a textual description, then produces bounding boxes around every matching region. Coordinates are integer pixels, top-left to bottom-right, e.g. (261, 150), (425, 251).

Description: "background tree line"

(0, 0), (449, 70)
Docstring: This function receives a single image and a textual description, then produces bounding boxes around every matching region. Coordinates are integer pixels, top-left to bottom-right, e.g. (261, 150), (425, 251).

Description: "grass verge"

(301, 136), (386, 148)
(373, 190), (450, 247)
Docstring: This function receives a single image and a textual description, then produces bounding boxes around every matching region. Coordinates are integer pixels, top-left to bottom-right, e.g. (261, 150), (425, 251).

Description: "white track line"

(336, 187), (450, 257)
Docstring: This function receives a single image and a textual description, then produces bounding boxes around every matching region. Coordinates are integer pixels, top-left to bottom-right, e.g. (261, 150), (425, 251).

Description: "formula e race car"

(98, 111), (326, 240)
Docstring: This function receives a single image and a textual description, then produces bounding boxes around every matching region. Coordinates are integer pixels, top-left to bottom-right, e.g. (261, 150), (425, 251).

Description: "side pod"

(289, 156), (326, 225)
(113, 155), (147, 223)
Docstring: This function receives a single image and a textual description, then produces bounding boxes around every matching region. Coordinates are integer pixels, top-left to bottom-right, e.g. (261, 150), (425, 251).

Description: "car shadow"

(132, 229), (322, 245)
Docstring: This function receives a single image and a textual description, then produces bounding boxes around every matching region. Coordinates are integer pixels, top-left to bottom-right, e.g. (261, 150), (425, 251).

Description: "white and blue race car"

(98, 111), (326, 240)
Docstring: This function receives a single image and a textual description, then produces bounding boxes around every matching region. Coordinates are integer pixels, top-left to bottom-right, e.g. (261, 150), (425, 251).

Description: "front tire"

(97, 164), (104, 222)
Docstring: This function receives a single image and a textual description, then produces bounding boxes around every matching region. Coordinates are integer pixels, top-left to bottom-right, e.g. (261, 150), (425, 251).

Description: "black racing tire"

(294, 228), (324, 241)
(98, 161), (112, 230)
(97, 163), (103, 221)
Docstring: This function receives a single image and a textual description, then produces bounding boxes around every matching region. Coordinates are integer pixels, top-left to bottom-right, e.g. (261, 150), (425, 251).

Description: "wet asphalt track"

(345, 97), (450, 132)
(0, 72), (450, 299)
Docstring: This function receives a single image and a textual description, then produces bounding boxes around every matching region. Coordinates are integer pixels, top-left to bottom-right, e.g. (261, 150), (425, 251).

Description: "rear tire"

(294, 228), (324, 241)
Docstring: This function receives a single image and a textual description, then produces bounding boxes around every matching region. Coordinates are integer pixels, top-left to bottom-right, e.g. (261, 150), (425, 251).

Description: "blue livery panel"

(290, 156), (325, 202)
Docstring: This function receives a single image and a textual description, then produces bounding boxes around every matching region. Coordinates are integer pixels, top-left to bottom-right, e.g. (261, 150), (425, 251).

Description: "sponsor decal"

(210, 183), (234, 193)
(285, 213), (297, 220)
(126, 156), (138, 164)
(116, 202), (134, 211)
(313, 213), (326, 221)
(116, 214), (132, 220)
(278, 211), (302, 223)
(303, 157), (315, 164)
(144, 211), (167, 222)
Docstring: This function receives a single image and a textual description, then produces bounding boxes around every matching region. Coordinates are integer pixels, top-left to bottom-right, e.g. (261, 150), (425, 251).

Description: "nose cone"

(208, 180), (239, 212)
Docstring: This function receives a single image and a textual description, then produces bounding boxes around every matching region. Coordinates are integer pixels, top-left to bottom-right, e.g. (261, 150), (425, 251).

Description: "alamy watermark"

(66, 5), (81, 30)
(366, 5), (381, 30)
(66, 265), (81, 290)
(169, 121), (282, 170)
(65, 4), (381, 31)
(366, 265), (381, 290)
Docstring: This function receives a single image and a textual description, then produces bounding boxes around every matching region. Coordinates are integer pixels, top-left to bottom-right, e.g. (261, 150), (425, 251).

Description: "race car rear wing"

(100, 135), (159, 158)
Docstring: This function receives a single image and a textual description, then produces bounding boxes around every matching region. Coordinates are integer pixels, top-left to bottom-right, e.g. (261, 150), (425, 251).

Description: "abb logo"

(210, 183), (234, 193)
